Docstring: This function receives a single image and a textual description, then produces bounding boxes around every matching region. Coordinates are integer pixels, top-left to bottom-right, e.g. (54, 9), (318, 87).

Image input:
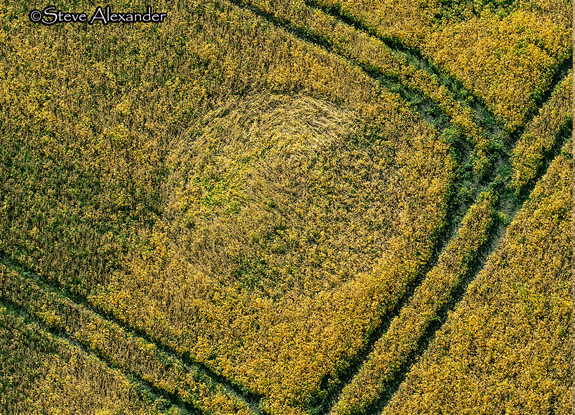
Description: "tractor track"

(368, 120), (573, 415)
(0, 253), (263, 415)
(213, 1), (573, 413)
(1, 1), (571, 413)
(0, 296), (196, 415)
(304, 0), (572, 145)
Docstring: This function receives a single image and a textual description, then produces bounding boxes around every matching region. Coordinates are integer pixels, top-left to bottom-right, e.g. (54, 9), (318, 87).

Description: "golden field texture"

(0, 264), (254, 415)
(1, 0), (454, 412)
(510, 70), (573, 193)
(91, 57), (453, 415)
(0, 0), (572, 413)
(0, 305), (165, 414)
(234, 0), (493, 174)
(310, 0), (572, 130)
(383, 140), (573, 415)
(332, 189), (497, 414)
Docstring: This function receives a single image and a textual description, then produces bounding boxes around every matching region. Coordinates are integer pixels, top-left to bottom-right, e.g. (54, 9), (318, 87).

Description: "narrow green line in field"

(309, 70), (573, 415)
(228, 0), (572, 181)
(222, 0), (481, 231)
(0, 296), (193, 415)
(209, 2), (573, 413)
(304, 0), (572, 144)
(302, 0), (505, 133)
(346, 114), (573, 415)
(2, 2), (570, 413)
(369, 133), (573, 415)
(0, 254), (263, 415)
(319, 127), (571, 414)
(227, 0), (512, 170)
(226, 0), (462, 132)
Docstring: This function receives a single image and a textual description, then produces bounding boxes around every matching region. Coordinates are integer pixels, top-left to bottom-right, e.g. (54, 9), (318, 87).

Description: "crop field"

(0, 0), (572, 414)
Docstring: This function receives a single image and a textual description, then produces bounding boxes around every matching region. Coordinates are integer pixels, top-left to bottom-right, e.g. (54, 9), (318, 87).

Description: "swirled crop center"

(93, 92), (453, 412)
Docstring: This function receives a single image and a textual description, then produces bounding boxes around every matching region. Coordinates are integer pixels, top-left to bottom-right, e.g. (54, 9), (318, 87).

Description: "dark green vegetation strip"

(0, 297), (191, 415)
(305, 0), (573, 141)
(302, 0), (504, 135)
(347, 154), (566, 415)
(0, 254), (263, 415)
(1, 0), (570, 412)
(212, 1), (573, 412)
(328, 106), (572, 415)
(231, 0), (476, 137)
(318, 134), (571, 415)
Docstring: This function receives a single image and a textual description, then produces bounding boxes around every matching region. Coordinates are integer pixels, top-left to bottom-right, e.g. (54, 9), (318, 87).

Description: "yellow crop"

(311, 0), (571, 131)
(332, 189), (497, 414)
(0, 0), (570, 412)
(510, 71), (572, 193)
(0, 304), (163, 414)
(0, 264), (253, 414)
(384, 141), (573, 415)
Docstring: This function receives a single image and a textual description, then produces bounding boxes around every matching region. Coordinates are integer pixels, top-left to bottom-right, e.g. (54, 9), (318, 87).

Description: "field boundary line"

(370, 121), (573, 415)
(1, 1), (571, 413)
(319, 110), (571, 415)
(212, 1), (574, 412)
(0, 296), (197, 415)
(304, 0), (573, 143)
(0, 253), (263, 415)
(225, 0), (572, 180)
(226, 0), (466, 132)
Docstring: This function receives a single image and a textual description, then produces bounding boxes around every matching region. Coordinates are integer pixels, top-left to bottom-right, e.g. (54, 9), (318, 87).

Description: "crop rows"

(327, 66), (572, 411)
(217, 1), (573, 412)
(229, 0), (504, 176)
(0, 260), (258, 415)
(1, 1), (456, 412)
(384, 138), (573, 414)
(324, 70), (572, 415)
(0, 0), (571, 413)
(510, 70), (573, 195)
(0, 301), (171, 414)
(307, 0), (572, 131)
(331, 189), (498, 414)
(210, 0), (572, 411)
